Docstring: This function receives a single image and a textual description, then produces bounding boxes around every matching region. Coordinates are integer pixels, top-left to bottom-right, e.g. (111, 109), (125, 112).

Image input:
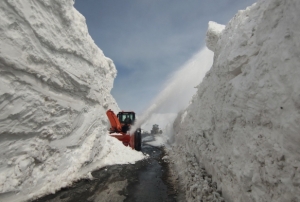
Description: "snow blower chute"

(106, 109), (141, 151)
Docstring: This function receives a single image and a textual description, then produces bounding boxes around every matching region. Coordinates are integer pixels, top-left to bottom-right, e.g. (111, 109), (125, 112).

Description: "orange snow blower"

(106, 109), (141, 151)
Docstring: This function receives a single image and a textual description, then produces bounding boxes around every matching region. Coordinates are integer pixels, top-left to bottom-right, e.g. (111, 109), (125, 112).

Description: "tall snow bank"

(0, 0), (144, 201)
(171, 0), (300, 201)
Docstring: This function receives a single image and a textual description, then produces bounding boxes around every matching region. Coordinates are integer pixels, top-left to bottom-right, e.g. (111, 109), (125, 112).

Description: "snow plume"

(141, 113), (177, 132)
(171, 0), (300, 201)
(0, 1), (144, 201)
(132, 48), (213, 140)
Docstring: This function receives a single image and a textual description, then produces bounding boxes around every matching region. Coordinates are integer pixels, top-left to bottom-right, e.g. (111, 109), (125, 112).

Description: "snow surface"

(146, 135), (165, 147)
(0, 1), (144, 201)
(170, 0), (300, 201)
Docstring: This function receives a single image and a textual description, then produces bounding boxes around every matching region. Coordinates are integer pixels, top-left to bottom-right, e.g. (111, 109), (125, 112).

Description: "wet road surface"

(33, 135), (178, 202)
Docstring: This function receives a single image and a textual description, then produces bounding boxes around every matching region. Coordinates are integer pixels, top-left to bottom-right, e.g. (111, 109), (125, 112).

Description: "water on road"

(33, 134), (178, 202)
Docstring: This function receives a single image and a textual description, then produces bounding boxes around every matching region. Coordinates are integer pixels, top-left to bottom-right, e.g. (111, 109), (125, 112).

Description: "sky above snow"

(74, 0), (256, 114)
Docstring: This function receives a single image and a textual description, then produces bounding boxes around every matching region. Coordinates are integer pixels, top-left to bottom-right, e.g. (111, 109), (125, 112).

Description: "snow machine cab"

(117, 111), (135, 125)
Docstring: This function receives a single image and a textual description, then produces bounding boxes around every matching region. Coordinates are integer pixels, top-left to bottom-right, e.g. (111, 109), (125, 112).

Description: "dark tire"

(134, 129), (142, 151)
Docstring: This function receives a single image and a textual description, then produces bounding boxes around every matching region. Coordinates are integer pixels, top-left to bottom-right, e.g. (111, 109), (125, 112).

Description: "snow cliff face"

(171, 0), (300, 201)
(0, 0), (144, 201)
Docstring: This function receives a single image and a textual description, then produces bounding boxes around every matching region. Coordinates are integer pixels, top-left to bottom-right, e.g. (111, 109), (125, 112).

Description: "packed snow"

(169, 0), (300, 201)
(0, 0), (144, 201)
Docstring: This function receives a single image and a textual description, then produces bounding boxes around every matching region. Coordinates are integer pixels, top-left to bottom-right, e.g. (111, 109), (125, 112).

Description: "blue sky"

(74, 0), (256, 114)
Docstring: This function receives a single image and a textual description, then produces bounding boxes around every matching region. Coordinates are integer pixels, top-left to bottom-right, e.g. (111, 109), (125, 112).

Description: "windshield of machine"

(119, 113), (135, 124)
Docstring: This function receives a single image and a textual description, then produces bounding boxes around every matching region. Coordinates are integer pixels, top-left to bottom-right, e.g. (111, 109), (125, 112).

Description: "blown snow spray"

(131, 47), (214, 137)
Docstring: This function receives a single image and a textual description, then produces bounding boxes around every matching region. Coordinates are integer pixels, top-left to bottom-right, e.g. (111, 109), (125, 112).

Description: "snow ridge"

(171, 0), (300, 201)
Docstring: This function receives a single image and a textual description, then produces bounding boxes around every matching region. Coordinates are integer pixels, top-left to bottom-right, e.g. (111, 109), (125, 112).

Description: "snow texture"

(0, 0), (144, 201)
(206, 21), (225, 52)
(171, 0), (300, 201)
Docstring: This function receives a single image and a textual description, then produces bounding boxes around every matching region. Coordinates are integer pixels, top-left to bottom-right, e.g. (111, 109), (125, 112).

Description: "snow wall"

(0, 1), (144, 201)
(171, 0), (300, 201)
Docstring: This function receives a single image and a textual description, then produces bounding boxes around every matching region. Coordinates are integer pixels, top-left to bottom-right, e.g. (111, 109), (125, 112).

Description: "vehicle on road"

(151, 124), (162, 134)
(106, 109), (142, 151)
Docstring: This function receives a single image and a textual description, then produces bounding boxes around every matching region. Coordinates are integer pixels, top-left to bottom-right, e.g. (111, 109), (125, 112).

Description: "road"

(33, 134), (179, 202)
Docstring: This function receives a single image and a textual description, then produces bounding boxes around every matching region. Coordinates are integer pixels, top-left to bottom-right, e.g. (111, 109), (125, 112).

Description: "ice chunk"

(205, 21), (225, 52)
